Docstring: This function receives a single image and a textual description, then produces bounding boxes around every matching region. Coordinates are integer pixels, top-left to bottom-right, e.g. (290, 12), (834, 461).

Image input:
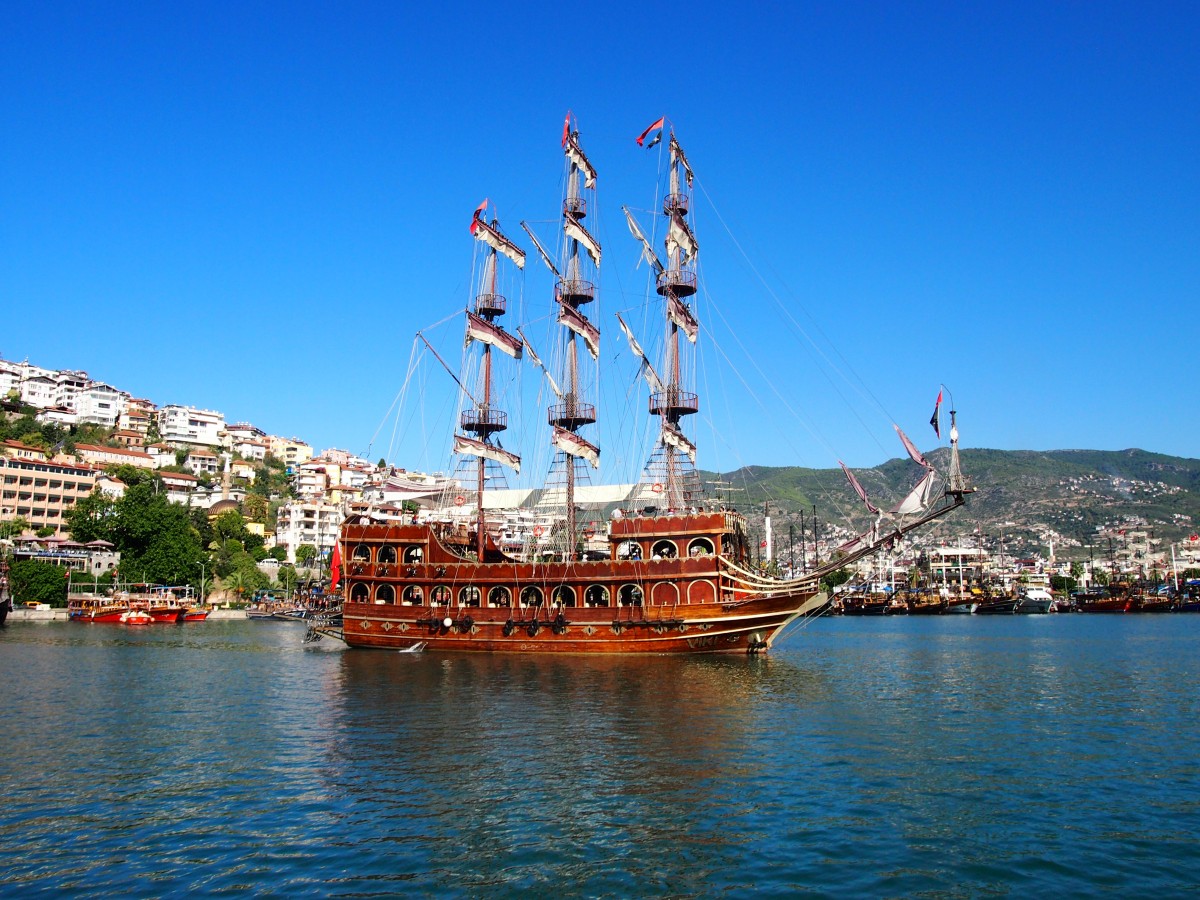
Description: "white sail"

(564, 134), (597, 189)
(666, 213), (698, 262)
(662, 423), (697, 463)
(471, 218), (526, 269)
(891, 469), (937, 516)
(517, 327), (563, 398)
(519, 222), (561, 278)
(557, 301), (600, 360)
(615, 313), (665, 393)
(454, 434), (522, 474)
(551, 426), (600, 468)
(667, 294), (699, 343)
(465, 311), (524, 359)
(622, 206), (665, 275)
(564, 215), (602, 267)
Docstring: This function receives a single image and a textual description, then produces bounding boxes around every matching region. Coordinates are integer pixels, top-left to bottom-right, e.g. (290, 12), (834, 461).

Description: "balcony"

(663, 192), (689, 216)
(548, 400), (596, 429)
(656, 268), (697, 298)
(649, 388), (699, 418)
(563, 196), (587, 219)
(460, 408), (508, 435)
(475, 292), (506, 317)
(556, 279), (594, 306)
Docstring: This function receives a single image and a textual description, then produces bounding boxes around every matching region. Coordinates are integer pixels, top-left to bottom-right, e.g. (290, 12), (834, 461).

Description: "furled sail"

(893, 424), (930, 469)
(891, 469), (937, 516)
(622, 206), (665, 275)
(557, 301), (600, 360)
(839, 461), (880, 514)
(615, 313), (664, 393)
(519, 222), (561, 278)
(666, 213), (698, 262)
(465, 311), (524, 359)
(517, 327), (563, 398)
(669, 135), (694, 188)
(662, 423), (697, 463)
(551, 426), (600, 468)
(470, 206), (526, 269)
(454, 434), (522, 474)
(667, 294), (699, 343)
(564, 134), (597, 189)
(563, 215), (602, 267)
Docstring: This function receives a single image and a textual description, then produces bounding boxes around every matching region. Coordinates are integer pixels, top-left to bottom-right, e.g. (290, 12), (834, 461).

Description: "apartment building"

(73, 443), (156, 470)
(158, 405), (226, 448)
(74, 382), (130, 427)
(0, 453), (97, 536)
(275, 500), (343, 563)
(119, 398), (157, 436)
(269, 436), (313, 469)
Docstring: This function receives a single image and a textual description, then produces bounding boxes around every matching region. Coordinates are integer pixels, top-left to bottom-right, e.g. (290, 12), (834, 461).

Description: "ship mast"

(647, 129), (700, 510)
(548, 113), (601, 557)
(457, 201), (525, 559)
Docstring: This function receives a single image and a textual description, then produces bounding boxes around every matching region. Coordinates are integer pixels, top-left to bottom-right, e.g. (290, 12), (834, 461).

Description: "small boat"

(119, 609), (154, 626)
(182, 606), (211, 621)
(69, 596), (129, 623)
(1014, 588), (1052, 614)
(1074, 590), (1128, 613)
(1048, 596), (1075, 614)
(971, 586), (1020, 614)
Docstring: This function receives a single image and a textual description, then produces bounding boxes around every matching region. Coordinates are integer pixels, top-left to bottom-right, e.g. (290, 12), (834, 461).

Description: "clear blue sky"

(2, 2), (1197, 477)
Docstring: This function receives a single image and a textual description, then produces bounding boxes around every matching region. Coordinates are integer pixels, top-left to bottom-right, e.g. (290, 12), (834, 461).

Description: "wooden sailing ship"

(321, 115), (971, 653)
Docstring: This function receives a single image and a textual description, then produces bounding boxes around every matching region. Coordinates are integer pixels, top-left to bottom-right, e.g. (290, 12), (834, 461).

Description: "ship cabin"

(338, 508), (752, 612)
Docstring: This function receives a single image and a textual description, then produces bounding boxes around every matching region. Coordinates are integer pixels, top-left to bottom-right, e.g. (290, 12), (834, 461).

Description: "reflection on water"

(1, 617), (1198, 894)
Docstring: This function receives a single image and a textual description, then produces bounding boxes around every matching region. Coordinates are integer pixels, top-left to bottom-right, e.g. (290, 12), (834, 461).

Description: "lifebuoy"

(454, 495), (465, 506)
(651, 482), (664, 493)
(533, 526), (544, 537)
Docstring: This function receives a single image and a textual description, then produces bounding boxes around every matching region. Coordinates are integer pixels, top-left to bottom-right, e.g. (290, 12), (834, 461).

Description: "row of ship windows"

(348, 583), (643, 608)
(348, 537), (718, 565)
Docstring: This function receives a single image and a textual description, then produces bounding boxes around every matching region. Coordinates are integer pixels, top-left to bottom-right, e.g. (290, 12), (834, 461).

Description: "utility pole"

(812, 504), (820, 568)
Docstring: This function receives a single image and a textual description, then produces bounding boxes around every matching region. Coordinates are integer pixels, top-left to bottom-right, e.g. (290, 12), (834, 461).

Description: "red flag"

(561, 111), (571, 147)
(636, 116), (665, 148)
(469, 198), (487, 235)
(330, 542), (341, 590)
(930, 390), (943, 439)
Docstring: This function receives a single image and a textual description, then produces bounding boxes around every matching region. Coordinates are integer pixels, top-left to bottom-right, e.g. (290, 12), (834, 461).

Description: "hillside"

(711, 448), (1200, 559)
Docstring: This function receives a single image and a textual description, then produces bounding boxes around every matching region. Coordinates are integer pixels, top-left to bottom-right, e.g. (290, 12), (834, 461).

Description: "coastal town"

(2, 352), (1197, 619)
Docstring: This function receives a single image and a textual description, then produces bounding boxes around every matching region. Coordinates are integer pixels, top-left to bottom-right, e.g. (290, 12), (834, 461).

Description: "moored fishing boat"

(318, 116), (971, 653)
(69, 595), (129, 622)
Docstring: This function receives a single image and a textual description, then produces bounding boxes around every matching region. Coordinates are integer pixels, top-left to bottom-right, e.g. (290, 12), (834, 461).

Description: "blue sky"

(2, 2), (1197, 478)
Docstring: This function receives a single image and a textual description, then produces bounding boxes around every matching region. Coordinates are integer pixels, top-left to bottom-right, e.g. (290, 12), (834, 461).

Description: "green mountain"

(709, 448), (1200, 560)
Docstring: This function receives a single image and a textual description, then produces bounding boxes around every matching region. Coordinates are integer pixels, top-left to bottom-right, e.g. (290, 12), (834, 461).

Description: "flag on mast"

(330, 541), (341, 590)
(930, 390), (943, 439)
(636, 116), (665, 148)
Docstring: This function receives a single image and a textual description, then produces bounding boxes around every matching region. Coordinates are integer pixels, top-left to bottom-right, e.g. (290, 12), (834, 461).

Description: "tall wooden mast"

(647, 129), (700, 510)
(458, 202), (525, 558)
(548, 113), (601, 557)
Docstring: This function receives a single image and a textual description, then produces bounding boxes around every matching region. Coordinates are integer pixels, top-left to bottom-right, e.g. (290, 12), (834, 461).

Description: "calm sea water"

(2, 616), (1198, 896)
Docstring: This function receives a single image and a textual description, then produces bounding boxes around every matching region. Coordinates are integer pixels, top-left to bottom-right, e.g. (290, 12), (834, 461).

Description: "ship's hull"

(71, 606), (128, 623)
(340, 592), (812, 653)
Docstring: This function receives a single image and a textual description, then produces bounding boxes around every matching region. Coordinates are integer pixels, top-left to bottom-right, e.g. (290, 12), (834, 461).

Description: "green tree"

(66, 491), (117, 543)
(0, 516), (30, 540)
(9, 560), (69, 607)
(295, 543), (318, 566)
(821, 568), (852, 592)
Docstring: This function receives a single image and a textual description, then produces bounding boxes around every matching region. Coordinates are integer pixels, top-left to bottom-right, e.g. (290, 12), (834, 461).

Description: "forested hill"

(711, 448), (1200, 556)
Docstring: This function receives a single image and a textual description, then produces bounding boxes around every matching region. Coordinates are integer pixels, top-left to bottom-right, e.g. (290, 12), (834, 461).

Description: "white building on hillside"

(18, 375), (57, 408)
(275, 500), (344, 563)
(75, 382), (130, 427)
(159, 405), (226, 448)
